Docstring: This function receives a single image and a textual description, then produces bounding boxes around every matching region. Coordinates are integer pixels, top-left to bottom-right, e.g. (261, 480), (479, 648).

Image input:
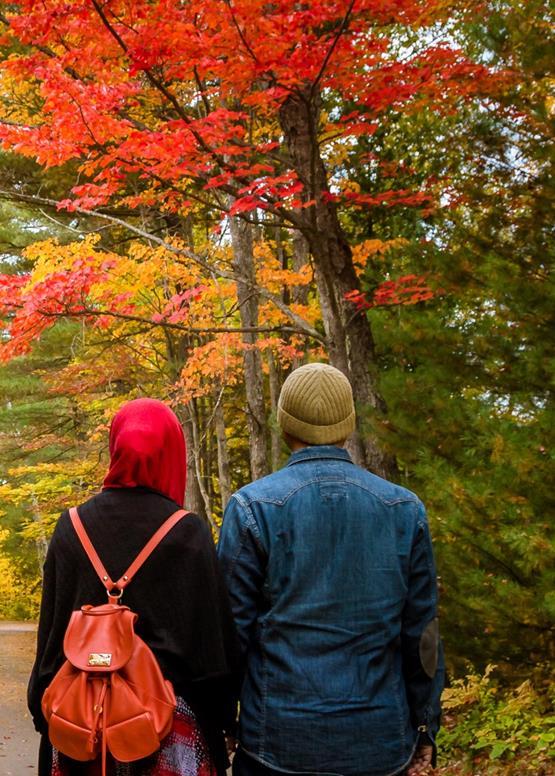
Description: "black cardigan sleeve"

(27, 516), (82, 733)
(27, 538), (59, 733)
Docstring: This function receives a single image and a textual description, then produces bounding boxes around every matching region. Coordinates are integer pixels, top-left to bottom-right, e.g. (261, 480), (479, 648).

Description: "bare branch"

(223, 0), (260, 64)
(34, 303), (320, 340)
(310, 0), (356, 96)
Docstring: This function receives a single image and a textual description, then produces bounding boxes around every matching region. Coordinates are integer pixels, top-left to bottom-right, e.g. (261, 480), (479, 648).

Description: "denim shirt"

(218, 446), (444, 776)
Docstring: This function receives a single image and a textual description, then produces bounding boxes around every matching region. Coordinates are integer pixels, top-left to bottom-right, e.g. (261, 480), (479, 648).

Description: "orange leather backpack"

(42, 506), (189, 776)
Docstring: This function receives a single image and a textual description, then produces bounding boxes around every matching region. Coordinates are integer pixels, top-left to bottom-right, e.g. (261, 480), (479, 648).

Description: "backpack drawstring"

(89, 677), (110, 775)
(101, 678), (109, 776)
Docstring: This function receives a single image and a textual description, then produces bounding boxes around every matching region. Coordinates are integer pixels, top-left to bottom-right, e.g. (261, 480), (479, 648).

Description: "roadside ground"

(0, 622), (39, 774)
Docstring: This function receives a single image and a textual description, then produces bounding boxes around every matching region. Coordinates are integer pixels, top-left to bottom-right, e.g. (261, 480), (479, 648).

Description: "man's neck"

(288, 438), (309, 452)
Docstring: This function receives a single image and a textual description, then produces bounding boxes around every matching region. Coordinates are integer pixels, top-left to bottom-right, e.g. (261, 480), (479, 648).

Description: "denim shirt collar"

(286, 445), (353, 467)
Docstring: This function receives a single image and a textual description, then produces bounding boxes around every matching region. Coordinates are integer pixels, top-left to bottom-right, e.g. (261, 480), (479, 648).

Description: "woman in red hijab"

(29, 399), (240, 776)
(103, 398), (187, 505)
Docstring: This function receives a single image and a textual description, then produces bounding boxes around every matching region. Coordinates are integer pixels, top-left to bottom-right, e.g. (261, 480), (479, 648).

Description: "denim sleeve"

(217, 495), (266, 660)
(401, 500), (445, 758)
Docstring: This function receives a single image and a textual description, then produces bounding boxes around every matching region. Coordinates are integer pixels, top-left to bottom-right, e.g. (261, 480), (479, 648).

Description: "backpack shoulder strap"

(69, 506), (114, 591)
(69, 506), (190, 595)
(115, 508), (189, 589)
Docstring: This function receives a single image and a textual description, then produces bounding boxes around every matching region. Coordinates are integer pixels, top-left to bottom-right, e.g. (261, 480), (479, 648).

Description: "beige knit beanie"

(277, 362), (356, 445)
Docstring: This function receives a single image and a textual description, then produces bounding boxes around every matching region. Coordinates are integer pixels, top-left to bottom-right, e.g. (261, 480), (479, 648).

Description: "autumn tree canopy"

(0, 0), (499, 475)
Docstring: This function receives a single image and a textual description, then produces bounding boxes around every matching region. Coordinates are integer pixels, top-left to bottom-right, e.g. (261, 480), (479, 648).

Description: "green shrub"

(437, 665), (555, 774)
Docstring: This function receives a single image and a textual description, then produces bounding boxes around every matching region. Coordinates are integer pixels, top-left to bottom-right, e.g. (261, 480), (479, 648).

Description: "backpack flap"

(63, 604), (137, 672)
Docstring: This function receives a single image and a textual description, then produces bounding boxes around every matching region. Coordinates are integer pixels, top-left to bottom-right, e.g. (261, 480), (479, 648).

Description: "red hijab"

(103, 399), (186, 506)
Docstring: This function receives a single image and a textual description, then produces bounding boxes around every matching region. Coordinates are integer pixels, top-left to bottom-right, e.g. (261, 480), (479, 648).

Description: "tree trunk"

(165, 221), (216, 519)
(292, 229), (310, 307)
(229, 215), (269, 480)
(290, 224), (310, 370)
(279, 87), (396, 478)
(180, 405), (208, 519)
(187, 399), (217, 532)
(213, 384), (232, 510)
(31, 494), (48, 572)
(267, 349), (282, 471)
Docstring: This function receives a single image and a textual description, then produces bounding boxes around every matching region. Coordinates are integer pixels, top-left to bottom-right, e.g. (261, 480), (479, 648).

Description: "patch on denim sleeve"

(419, 617), (439, 678)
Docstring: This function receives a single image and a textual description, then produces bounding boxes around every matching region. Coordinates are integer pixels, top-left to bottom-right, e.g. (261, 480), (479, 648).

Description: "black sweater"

(28, 487), (241, 775)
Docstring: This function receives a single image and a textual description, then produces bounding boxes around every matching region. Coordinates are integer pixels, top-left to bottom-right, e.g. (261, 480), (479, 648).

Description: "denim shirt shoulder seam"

(343, 477), (419, 506)
(239, 477), (324, 506)
(239, 480), (420, 508)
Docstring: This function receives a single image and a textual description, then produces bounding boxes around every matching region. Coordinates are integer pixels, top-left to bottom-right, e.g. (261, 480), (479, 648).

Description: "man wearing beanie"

(218, 363), (444, 776)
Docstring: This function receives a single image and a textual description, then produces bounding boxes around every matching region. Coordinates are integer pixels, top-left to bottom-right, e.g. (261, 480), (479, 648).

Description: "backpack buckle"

(107, 587), (124, 603)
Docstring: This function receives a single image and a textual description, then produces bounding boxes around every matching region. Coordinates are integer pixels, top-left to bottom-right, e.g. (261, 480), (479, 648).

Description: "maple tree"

(0, 0), (499, 475)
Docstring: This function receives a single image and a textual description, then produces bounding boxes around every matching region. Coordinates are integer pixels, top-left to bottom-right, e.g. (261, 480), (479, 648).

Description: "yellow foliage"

(441, 664), (498, 709)
(24, 235), (103, 283)
(0, 529), (18, 600)
(0, 457), (104, 538)
(352, 238), (409, 263)
(0, 59), (43, 126)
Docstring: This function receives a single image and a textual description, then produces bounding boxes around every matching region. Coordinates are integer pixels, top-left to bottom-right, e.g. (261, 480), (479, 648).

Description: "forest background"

(0, 0), (552, 773)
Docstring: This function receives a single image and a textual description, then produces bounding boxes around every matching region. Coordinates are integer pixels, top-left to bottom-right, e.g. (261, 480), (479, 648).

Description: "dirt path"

(0, 622), (39, 774)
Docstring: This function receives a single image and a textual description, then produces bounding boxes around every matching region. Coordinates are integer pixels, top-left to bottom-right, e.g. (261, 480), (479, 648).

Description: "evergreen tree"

(348, 0), (554, 670)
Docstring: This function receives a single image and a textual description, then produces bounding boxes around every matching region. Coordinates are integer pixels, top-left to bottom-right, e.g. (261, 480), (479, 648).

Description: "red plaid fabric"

(51, 697), (217, 776)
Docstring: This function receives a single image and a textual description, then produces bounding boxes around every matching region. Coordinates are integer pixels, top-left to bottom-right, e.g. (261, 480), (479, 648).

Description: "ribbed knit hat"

(277, 363), (356, 445)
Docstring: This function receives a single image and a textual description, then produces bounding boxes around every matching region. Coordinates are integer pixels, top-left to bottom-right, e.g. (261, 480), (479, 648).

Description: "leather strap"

(113, 508), (188, 589)
(69, 506), (189, 594)
(69, 507), (114, 591)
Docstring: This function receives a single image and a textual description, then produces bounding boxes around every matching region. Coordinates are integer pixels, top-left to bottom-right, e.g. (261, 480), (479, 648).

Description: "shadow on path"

(0, 622), (39, 774)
